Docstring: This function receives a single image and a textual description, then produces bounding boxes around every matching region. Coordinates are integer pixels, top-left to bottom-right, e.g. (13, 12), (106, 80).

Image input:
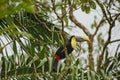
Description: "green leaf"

(55, 2), (63, 9)
(0, 25), (16, 35)
(85, 6), (90, 13)
(91, 71), (96, 80)
(81, 70), (84, 80)
(57, 61), (61, 73)
(89, 1), (96, 9)
(77, 0), (81, 4)
(0, 1), (8, 17)
(75, 59), (80, 66)
(87, 70), (91, 80)
(48, 57), (53, 72)
(0, 46), (4, 53)
(81, 4), (85, 12)
(105, 48), (109, 62)
(81, 4), (90, 13)
(13, 41), (17, 54)
(37, 47), (46, 59)
(64, 16), (68, 27)
(81, 0), (87, 3)
(0, 0), (6, 4)
(91, 18), (97, 29)
(25, 5), (35, 13)
(37, 58), (47, 68)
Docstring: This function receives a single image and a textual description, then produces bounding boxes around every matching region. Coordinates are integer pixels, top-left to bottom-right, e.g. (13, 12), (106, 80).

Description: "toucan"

(53, 35), (89, 71)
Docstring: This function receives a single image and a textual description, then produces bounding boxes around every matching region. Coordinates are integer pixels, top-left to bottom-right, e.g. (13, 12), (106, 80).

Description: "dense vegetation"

(0, 0), (120, 80)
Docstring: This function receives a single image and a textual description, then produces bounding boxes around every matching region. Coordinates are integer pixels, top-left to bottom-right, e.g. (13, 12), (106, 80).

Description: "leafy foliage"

(0, 1), (62, 79)
(80, 0), (96, 13)
(0, 0), (35, 18)
(0, 0), (120, 80)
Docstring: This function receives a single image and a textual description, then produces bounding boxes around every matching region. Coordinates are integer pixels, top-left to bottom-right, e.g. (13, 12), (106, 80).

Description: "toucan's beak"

(75, 36), (90, 42)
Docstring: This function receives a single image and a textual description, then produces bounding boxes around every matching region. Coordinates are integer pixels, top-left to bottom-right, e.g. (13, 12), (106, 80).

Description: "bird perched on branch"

(53, 35), (89, 71)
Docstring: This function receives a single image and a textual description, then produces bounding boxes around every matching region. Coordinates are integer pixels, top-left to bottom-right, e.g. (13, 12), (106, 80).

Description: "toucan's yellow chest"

(71, 37), (77, 48)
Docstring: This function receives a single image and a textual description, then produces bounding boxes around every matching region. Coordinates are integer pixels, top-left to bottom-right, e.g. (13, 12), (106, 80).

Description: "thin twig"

(51, 0), (61, 20)
(96, 0), (112, 25)
(105, 0), (113, 22)
(109, 39), (120, 44)
(68, 0), (92, 37)
(112, 13), (120, 25)
(92, 17), (105, 38)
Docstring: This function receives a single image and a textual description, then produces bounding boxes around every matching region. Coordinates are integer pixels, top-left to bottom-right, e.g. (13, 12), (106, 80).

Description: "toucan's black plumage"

(55, 36), (74, 59)
(53, 36), (89, 71)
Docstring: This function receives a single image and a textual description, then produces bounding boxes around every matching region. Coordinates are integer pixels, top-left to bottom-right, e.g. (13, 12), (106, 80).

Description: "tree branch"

(105, 0), (113, 22)
(68, 0), (92, 37)
(92, 17), (105, 38)
(50, 0), (71, 79)
(100, 13), (120, 55)
(97, 22), (113, 72)
(96, 3), (120, 72)
(109, 39), (120, 44)
(51, 0), (61, 20)
(112, 13), (120, 25)
(68, 0), (95, 71)
(96, 0), (112, 25)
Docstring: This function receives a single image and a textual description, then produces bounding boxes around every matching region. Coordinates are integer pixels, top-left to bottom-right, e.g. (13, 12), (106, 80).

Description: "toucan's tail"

(53, 59), (58, 72)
